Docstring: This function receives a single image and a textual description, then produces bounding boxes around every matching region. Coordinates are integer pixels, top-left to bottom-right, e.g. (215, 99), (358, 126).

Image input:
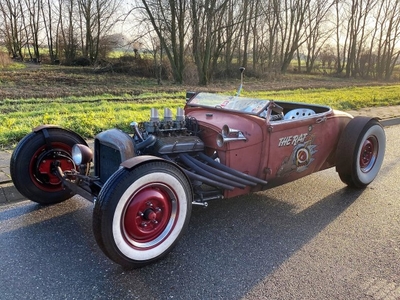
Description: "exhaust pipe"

(197, 152), (268, 186)
(179, 154), (246, 189)
(181, 153), (256, 187)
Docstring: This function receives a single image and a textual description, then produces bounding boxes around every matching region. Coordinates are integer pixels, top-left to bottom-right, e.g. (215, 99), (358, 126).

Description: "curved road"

(0, 125), (399, 300)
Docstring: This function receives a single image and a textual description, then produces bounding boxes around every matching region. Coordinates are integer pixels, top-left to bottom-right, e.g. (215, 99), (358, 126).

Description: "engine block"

(139, 107), (204, 155)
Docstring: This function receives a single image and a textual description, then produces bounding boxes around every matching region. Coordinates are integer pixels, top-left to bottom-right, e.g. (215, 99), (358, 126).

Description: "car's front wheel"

(93, 160), (192, 268)
(10, 128), (87, 204)
(336, 117), (386, 188)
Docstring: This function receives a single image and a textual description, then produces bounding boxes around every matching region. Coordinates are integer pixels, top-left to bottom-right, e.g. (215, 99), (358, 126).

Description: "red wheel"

(29, 142), (76, 192)
(336, 117), (385, 188)
(359, 137), (377, 172)
(123, 185), (174, 246)
(93, 160), (192, 268)
(10, 128), (87, 204)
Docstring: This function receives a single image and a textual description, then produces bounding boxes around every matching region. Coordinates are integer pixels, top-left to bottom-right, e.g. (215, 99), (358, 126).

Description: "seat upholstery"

(284, 108), (316, 120)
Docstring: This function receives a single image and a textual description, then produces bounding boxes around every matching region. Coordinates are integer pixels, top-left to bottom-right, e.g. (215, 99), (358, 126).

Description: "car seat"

(284, 108), (316, 120)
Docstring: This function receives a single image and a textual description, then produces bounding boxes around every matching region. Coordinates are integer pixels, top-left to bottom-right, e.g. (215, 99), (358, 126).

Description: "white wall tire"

(336, 117), (386, 188)
(93, 160), (192, 268)
(354, 124), (385, 185)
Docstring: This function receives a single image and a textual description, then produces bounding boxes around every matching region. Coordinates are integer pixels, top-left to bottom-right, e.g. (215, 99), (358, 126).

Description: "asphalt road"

(0, 125), (399, 300)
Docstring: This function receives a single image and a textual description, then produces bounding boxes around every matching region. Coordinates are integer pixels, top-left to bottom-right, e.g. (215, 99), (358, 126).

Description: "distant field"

(1, 64), (400, 149)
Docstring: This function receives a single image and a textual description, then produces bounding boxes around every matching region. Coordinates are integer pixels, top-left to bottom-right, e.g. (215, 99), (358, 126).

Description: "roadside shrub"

(72, 57), (91, 66)
(118, 55), (136, 63)
(0, 51), (12, 68)
(183, 61), (198, 85)
(94, 56), (166, 79)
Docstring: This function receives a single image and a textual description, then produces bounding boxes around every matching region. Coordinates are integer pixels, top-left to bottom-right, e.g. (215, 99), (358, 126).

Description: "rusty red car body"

(185, 95), (353, 198)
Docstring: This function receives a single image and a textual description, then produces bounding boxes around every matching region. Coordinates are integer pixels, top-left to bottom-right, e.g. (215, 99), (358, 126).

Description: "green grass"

(1, 84), (400, 149)
(0, 62), (25, 70)
(0, 94), (186, 148)
(242, 85), (400, 110)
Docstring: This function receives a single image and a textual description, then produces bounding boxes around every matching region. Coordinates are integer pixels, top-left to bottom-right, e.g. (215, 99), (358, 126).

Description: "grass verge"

(0, 94), (186, 148)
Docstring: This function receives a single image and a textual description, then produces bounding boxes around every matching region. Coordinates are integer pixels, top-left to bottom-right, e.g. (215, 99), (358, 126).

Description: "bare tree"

(220, 0), (242, 74)
(77, 0), (121, 63)
(22, 0), (42, 61)
(59, 0), (79, 64)
(41, 0), (60, 63)
(139, 0), (189, 83)
(240, 0), (252, 68)
(303, 0), (334, 73)
(260, 0), (281, 71)
(374, 0), (400, 80)
(279, 0), (310, 73)
(0, 0), (25, 58)
(191, 0), (232, 85)
(345, 0), (376, 77)
(333, 0), (347, 74)
(250, 0), (261, 72)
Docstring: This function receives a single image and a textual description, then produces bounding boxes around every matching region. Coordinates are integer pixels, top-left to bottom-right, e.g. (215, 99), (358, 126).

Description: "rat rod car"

(10, 71), (386, 268)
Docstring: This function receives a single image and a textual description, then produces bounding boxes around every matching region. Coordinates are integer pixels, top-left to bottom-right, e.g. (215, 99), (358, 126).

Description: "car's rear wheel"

(93, 161), (192, 268)
(336, 117), (386, 188)
(10, 128), (87, 204)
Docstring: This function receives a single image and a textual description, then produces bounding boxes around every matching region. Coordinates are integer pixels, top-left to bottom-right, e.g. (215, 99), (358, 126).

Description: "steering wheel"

(270, 113), (283, 121)
(271, 103), (283, 114)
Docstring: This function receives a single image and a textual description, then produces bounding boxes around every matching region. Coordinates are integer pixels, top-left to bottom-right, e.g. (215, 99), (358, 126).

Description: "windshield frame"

(187, 92), (270, 116)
